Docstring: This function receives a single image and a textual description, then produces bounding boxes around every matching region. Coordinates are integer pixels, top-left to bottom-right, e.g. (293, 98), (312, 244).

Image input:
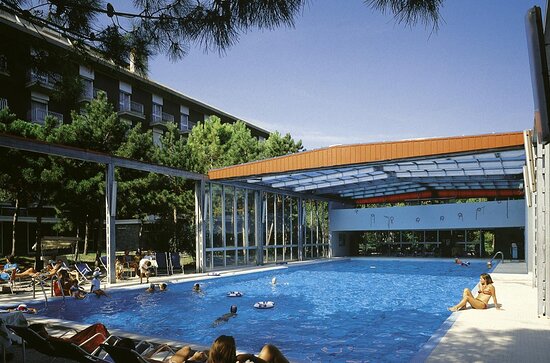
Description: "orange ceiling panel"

(208, 131), (524, 180)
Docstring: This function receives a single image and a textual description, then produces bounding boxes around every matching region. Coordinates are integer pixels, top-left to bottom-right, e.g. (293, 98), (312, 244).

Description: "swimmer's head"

(230, 305), (237, 314)
(271, 277), (277, 285)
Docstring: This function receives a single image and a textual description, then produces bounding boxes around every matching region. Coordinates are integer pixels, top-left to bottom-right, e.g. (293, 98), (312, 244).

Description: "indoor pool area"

(25, 258), (492, 362)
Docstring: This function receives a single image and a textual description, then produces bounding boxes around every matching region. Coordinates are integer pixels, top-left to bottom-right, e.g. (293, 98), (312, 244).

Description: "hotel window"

(119, 91), (131, 111)
(152, 128), (163, 146)
(30, 100), (48, 125)
(180, 112), (190, 130)
(81, 77), (93, 100)
(152, 103), (163, 123)
(180, 105), (190, 131)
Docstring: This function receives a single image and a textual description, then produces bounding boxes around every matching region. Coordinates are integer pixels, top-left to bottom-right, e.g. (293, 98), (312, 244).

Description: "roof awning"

(208, 132), (526, 204)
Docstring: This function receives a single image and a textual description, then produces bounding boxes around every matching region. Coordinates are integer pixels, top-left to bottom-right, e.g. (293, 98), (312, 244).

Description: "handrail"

(490, 251), (504, 264)
(31, 276), (48, 307)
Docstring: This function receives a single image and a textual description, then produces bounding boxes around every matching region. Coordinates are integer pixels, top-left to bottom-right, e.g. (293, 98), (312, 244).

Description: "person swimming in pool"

(448, 273), (500, 312)
(212, 305), (238, 327)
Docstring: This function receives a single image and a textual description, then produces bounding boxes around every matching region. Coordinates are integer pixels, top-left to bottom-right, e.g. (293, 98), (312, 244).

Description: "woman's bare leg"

(12, 267), (37, 279)
(448, 288), (486, 311)
(258, 344), (290, 363)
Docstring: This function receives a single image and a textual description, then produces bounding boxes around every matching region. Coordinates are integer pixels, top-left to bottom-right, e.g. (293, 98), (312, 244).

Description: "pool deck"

(420, 261), (550, 363)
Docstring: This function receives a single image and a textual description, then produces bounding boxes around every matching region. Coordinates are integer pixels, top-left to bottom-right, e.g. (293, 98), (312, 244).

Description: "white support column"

(256, 190), (264, 265)
(221, 186), (226, 267)
(298, 197), (304, 261)
(536, 141), (547, 316)
(195, 180), (206, 273)
(544, 143), (550, 317)
(105, 163), (117, 284)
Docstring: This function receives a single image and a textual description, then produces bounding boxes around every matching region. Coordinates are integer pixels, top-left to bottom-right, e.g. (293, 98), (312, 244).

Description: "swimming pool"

(26, 258), (491, 362)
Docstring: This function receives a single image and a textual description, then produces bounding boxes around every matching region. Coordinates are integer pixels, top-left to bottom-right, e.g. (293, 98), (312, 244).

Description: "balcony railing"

(27, 108), (64, 125)
(0, 98), (7, 110)
(180, 120), (196, 132)
(150, 112), (175, 126)
(27, 70), (60, 89)
(119, 99), (144, 116)
(162, 112), (174, 123)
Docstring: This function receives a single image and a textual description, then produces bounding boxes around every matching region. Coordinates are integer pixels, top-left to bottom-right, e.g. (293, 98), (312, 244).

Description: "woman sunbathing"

(448, 273), (500, 311)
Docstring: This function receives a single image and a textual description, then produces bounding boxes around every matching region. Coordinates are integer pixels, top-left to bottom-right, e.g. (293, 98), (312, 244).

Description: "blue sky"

(149, 0), (546, 150)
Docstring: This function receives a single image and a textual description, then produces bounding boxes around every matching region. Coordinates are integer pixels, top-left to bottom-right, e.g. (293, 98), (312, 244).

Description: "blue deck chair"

(74, 262), (95, 284)
(154, 252), (170, 276)
(99, 256), (108, 271)
(169, 252), (184, 274)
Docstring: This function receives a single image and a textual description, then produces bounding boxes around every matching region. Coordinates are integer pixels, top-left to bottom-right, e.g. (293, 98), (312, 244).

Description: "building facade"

(0, 10), (269, 143)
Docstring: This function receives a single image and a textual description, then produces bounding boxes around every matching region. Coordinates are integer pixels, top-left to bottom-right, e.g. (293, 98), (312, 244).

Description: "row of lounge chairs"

(6, 252), (186, 299)
(8, 322), (177, 363)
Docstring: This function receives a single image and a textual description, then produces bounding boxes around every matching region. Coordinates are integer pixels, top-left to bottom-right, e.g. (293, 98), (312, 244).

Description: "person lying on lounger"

(31, 322), (110, 353)
(0, 255), (20, 281)
(448, 273), (500, 312)
(208, 335), (289, 363)
(116, 337), (208, 363)
(11, 259), (65, 281)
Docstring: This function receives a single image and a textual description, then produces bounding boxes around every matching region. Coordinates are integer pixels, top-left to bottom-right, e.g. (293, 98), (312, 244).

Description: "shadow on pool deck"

(421, 261), (550, 363)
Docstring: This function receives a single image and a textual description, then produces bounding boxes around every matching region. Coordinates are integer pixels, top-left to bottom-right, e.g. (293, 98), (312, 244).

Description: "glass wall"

(356, 229), (494, 257)
(202, 183), (330, 270)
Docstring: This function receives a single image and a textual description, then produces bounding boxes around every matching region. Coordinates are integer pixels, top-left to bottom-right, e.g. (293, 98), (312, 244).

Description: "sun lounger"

(7, 324), (57, 362)
(48, 338), (110, 363)
(74, 262), (95, 284)
(155, 252), (170, 276)
(101, 344), (152, 363)
(101, 341), (175, 363)
(169, 252), (184, 274)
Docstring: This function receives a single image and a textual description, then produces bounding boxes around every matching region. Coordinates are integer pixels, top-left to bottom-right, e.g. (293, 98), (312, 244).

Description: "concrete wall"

(330, 200), (525, 231)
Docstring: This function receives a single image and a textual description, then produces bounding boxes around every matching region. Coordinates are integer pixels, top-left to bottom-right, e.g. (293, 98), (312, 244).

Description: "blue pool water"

(26, 259), (491, 362)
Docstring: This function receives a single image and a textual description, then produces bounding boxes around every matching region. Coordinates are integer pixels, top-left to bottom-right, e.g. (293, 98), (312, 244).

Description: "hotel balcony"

(26, 70), (60, 91)
(150, 112), (175, 127)
(27, 108), (64, 125)
(118, 99), (145, 121)
(179, 120), (196, 134)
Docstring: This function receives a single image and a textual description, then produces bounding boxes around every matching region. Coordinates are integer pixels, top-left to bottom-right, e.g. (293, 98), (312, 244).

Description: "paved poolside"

(420, 261), (550, 363)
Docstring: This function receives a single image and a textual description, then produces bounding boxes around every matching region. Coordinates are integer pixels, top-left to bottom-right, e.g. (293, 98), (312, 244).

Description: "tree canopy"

(0, 95), (304, 256)
(0, 0), (443, 73)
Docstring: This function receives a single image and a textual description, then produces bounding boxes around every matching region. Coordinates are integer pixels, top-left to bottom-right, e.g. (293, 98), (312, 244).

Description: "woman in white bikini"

(448, 273), (500, 311)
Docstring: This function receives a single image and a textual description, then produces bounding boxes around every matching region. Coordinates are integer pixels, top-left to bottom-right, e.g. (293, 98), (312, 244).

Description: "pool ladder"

(490, 251), (504, 265)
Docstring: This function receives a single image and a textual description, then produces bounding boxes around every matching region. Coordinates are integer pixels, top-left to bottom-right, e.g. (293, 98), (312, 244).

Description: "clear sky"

(148, 0), (547, 150)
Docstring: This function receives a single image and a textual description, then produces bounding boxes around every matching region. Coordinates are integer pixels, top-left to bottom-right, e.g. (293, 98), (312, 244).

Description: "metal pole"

(105, 163), (116, 284)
